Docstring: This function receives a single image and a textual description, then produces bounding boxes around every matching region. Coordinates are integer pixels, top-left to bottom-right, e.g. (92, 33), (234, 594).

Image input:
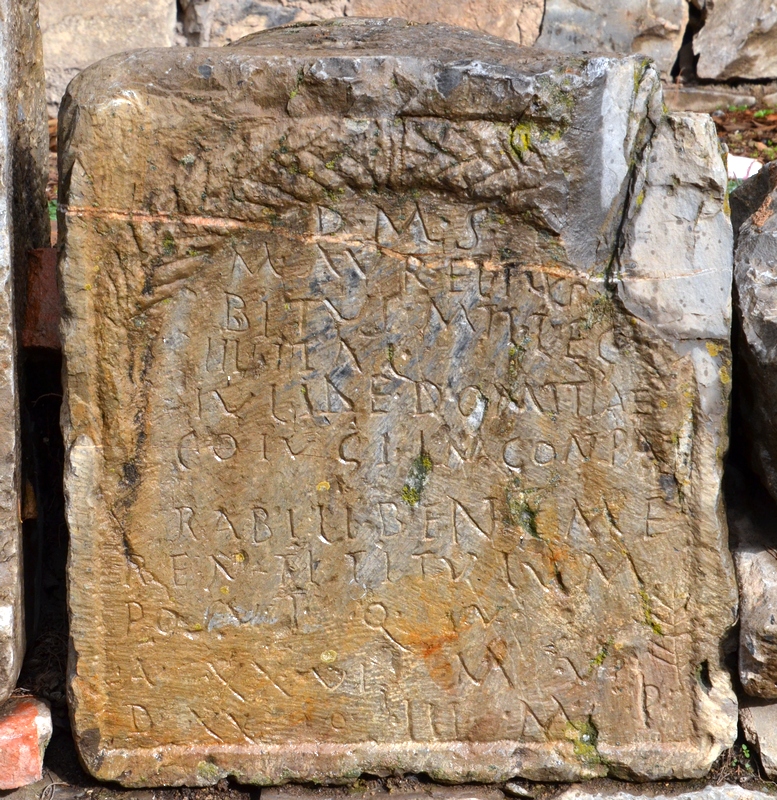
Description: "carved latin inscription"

(91, 197), (697, 753)
(61, 22), (735, 784)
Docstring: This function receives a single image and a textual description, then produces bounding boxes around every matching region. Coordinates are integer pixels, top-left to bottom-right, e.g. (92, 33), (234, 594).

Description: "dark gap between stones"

(671, 1), (706, 83)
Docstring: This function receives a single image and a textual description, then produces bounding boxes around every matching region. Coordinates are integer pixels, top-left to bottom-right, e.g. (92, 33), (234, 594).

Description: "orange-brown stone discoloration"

(61, 19), (737, 787)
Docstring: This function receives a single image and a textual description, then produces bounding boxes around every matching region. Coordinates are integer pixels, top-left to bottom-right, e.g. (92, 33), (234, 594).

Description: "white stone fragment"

(729, 155), (763, 182)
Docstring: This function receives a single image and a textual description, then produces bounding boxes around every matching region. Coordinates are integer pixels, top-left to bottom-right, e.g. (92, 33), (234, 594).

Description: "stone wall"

(0, 0), (49, 704)
(39, 0), (177, 112)
(38, 0), (777, 113)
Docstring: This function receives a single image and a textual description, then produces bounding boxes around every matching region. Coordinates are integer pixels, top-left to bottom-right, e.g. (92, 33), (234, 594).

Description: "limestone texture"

(194, 0), (543, 48)
(0, 0), (50, 704)
(0, 697), (53, 790)
(695, 0), (777, 81)
(731, 165), (777, 506)
(741, 701), (777, 777)
(536, 0), (688, 76)
(60, 18), (737, 787)
(735, 539), (777, 697)
(38, 0), (177, 111)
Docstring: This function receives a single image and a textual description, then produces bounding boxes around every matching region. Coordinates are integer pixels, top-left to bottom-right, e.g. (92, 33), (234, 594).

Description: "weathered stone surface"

(662, 85), (756, 113)
(0, 0), (50, 704)
(0, 697), (53, 790)
(60, 18), (737, 787)
(193, 0), (543, 48)
(731, 165), (777, 506)
(555, 786), (776, 800)
(741, 700), (777, 777)
(730, 161), (777, 241)
(695, 0), (777, 81)
(38, 0), (177, 111)
(726, 486), (777, 698)
(536, 0), (688, 76)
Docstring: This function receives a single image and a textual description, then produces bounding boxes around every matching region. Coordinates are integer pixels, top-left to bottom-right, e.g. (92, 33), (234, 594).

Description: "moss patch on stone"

(565, 718), (601, 765)
(506, 482), (540, 537)
(402, 450), (433, 506)
(640, 589), (664, 635)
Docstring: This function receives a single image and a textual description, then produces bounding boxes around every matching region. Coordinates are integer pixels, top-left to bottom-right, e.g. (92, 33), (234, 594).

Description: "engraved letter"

(253, 507), (273, 543)
(226, 293), (249, 331)
(176, 506), (195, 540)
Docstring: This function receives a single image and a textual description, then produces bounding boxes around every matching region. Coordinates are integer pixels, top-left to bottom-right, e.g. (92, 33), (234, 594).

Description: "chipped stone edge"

(73, 739), (741, 788)
(613, 107), (738, 761)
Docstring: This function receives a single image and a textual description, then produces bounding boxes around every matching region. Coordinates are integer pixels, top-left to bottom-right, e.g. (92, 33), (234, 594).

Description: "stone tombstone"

(60, 18), (737, 787)
(537, 0), (687, 77)
(0, 0), (49, 703)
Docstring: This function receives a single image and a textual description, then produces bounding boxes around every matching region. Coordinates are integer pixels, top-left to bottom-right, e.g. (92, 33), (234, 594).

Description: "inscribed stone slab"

(60, 19), (737, 787)
(0, 0), (49, 703)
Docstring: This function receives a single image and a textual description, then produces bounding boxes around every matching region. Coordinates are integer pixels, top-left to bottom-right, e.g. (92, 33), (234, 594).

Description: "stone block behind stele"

(59, 18), (738, 787)
(0, 0), (49, 705)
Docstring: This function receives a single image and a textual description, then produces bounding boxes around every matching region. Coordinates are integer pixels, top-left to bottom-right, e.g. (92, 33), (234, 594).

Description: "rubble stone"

(555, 786), (776, 800)
(726, 468), (777, 699)
(0, 697), (53, 790)
(60, 18), (737, 787)
(0, 0), (50, 704)
(733, 525), (777, 697)
(38, 0), (177, 111)
(741, 700), (777, 777)
(536, 0), (688, 76)
(695, 0), (777, 81)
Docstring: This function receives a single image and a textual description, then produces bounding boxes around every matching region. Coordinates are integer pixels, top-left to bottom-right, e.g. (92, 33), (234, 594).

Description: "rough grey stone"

(730, 162), (777, 242)
(60, 18), (736, 787)
(727, 485), (777, 699)
(537, 0), (688, 76)
(695, 0), (777, 81)
(730, 166), (777, 509)
(741, 700), (777, 777)
(0, 0), (49, 704)
(556, 786), (777, 800)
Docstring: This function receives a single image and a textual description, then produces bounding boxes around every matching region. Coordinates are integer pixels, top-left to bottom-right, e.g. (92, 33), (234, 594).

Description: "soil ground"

(713, 105), (777, 163)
